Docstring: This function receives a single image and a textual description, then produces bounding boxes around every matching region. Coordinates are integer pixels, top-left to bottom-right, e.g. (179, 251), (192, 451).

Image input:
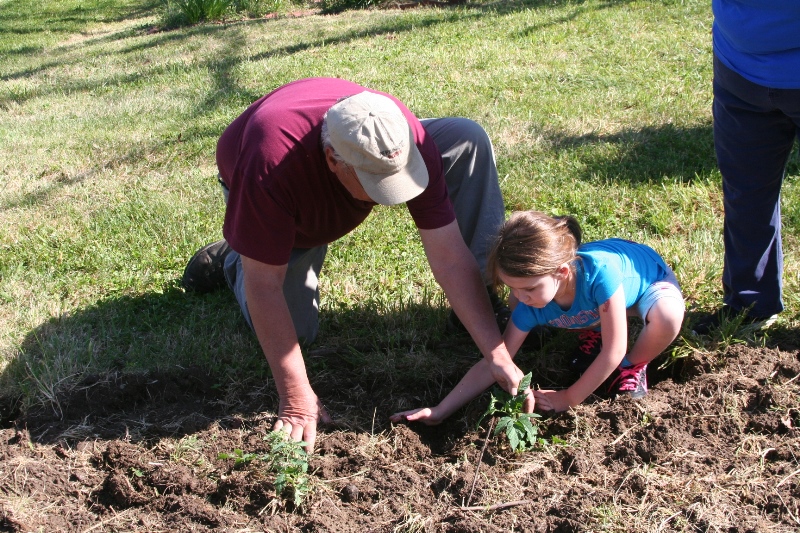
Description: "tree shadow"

(4, 0), (636, 113)
(0, 0), (162, 36)
(508, 0), (631, 35)
(546, 122), (717, 185)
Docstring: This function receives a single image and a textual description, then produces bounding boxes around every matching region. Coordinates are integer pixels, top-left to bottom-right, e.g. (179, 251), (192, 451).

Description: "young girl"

(391, 211), (685, 423)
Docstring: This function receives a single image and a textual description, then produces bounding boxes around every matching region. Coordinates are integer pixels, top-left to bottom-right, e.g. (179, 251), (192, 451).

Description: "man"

(182, 77), (524, 451)
(693, 2), (800, 334)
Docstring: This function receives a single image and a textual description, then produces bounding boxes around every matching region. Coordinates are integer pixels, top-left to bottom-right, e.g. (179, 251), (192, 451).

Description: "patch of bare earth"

(0, 340), (798, 532)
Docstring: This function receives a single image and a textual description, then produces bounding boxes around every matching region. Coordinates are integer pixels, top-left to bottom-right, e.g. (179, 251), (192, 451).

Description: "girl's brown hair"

(487, 211), (582, 290)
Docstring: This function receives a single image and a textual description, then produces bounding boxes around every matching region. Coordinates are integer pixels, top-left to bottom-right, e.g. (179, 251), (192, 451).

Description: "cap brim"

(354, 142), (429, 206)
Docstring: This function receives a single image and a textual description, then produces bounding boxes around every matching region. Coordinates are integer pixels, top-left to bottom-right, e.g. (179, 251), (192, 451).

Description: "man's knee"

(453, 117), (492, 150)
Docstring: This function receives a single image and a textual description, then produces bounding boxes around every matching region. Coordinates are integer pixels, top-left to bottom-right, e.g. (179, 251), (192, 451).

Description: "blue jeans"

(713, 55), (800, 317)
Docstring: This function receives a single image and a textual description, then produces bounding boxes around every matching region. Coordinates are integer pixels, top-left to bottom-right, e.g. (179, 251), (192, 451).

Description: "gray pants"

(223, 117), (505, 344)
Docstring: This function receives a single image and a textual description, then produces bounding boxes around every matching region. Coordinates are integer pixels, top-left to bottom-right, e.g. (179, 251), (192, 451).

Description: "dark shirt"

(217, 77), (455, 265)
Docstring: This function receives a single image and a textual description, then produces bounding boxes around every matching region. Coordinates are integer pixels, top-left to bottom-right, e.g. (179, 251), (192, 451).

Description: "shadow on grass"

(511, 0), (632, 35)
(0, 0), (162, 36)
(1, 285), (492, 447)
(11, 285), (793, 448)
(4, 0), (634, 113)
(0, 137), (196, 211)
(546, 122), (717, 185)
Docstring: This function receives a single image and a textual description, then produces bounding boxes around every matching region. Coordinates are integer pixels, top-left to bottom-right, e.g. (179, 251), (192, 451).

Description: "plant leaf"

(506, 426), (520, 451)
(494, 416), (512, 436)
(518, 372), (532, 393)
(520, 416), (537, 442)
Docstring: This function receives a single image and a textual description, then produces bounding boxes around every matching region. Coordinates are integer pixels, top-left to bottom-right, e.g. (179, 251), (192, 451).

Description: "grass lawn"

(2, 0), (799, 409)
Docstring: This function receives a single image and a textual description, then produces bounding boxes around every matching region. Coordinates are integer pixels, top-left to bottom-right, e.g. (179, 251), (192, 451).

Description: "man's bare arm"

(240, 256), (330, 451)
(419, 220), (523, 395)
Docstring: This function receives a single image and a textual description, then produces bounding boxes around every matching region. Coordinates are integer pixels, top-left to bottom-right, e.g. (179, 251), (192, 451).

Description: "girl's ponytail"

(555, 215), (582, 246)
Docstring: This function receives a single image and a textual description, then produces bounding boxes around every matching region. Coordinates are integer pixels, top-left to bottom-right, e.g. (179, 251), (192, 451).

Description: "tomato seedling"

(478, 372), (542, 453)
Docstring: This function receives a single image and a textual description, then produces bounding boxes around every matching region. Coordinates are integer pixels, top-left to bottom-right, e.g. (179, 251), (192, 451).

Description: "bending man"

(182, 77), (522, 451)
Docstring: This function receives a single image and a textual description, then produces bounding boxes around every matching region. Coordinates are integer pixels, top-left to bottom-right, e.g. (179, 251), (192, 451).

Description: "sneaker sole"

(750, 314), (778, 330)
(628, 390), (647, 400)
(181, 240), (231, 293)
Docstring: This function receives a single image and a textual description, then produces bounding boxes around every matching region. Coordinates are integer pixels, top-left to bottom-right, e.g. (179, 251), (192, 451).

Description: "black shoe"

(570, 329), (602, 373)
(182, 240), (232, 293)
(691, 305), (777, 336)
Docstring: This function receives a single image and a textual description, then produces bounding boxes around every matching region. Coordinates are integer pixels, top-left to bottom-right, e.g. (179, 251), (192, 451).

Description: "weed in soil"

(220, 430), (312, 508)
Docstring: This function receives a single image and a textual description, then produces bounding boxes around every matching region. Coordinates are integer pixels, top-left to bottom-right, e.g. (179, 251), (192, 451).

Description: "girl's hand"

(533, 389), (571, 413)
(390, 407), (443, 426)
(523, 388), (536, 413)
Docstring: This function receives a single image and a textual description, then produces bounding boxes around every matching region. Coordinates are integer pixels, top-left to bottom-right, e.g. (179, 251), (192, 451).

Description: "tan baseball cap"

(326, 91), (429, 205)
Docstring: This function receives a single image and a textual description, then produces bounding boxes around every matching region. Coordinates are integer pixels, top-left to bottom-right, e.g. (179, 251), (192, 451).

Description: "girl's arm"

(535, 287), (628, 411)
(391, 321), (533, 425)
(502, 321), (527, 359)
(390, 358), (496, 425)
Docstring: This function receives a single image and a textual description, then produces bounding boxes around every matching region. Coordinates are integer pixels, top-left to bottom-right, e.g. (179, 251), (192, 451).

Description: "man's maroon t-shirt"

(216, 77), (456, 266)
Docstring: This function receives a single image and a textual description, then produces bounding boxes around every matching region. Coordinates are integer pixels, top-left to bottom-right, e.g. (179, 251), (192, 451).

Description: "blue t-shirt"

(511, 239), (669, 332)
(712, 0), (800, 88)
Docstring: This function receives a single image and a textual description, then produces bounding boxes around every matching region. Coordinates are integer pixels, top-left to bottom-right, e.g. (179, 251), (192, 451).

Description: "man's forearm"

(420, 222), (521, 394)
(241, 258), (311, 397)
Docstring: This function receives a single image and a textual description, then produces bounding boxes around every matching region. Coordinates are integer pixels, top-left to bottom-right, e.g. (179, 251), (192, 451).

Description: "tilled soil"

(1, 339), (798, 532)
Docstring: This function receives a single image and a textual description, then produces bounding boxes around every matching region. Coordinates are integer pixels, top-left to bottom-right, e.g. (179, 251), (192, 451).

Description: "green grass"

(1, 0), (799, 409)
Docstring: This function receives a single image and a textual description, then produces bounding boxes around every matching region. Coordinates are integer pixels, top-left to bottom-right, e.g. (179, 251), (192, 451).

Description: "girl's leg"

(626, 295), (684, 366)
(611, 274), (684, 398)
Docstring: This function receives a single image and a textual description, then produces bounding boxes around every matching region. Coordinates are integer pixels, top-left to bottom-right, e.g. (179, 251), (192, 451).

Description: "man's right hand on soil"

(488, 356), (524, 397)
(273, 385), (332, 453)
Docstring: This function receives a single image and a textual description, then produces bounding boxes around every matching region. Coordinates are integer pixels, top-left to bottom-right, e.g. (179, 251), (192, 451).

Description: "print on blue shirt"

(511, 239), (668, 333)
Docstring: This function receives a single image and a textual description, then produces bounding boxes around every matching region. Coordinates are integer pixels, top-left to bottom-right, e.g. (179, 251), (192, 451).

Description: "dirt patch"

(1, 338), (798, 532)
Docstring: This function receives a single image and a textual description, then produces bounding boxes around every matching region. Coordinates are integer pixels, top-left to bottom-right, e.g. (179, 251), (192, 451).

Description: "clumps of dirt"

(0, 341), (798, 531)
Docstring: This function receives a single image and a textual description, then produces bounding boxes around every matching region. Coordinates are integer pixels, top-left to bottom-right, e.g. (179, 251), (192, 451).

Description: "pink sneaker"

(609, 363), (648, 399)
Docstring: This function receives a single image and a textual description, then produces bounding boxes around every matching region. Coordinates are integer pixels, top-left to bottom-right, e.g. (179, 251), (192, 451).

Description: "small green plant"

(658, 332), (706, 370)
(171, 435), (203, 462)
(478, 373), (542, 453)
(232, 0), (299, 17)
(218, 431), (312, 507)
(218, 448), (258, 466)
(261, 431), (312, 507)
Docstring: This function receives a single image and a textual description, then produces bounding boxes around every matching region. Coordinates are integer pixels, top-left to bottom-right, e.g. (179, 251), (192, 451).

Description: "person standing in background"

(693, 1), (800, 334)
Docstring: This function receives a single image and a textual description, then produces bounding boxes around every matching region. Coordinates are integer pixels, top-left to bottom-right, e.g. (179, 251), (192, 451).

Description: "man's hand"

(240, 256), (333, 453)
(488, 356), (524, 396)
(389, 407), (443, 426)
(273, 383), (333, 453)
(533, 389), (571, 413)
